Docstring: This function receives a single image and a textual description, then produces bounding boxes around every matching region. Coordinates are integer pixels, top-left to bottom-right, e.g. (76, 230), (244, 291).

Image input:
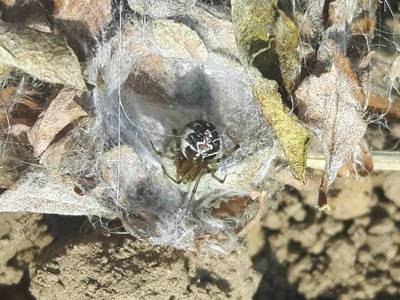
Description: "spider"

(150, 120), (240, 202)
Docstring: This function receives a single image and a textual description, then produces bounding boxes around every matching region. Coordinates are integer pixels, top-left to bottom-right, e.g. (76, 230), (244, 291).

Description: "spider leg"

(189, 169), (205, 202)
(215, 144), (240, 163)
(161, 165), (183, 184)
(150, 140), (175, 159)
(209, 169), (227, 184)
(225, 130), (240, 145)
(172, 128), (180, 150)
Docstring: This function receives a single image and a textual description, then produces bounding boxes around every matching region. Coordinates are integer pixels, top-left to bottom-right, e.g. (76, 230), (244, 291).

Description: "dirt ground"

(0, 171), (399, 299)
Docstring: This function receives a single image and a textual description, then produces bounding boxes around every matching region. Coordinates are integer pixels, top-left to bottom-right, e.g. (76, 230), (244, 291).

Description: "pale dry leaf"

(27, 88), (87, 157)
(0, 170), (116, 218)
(0, 21), (86, 89)
(295, 40), (369, 209)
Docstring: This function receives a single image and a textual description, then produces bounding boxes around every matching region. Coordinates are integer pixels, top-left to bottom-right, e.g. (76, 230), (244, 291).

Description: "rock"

(297, 239), (358, 298)
(349, 226), (367, 247)
(153, 19), (208, 61)
(327, 239), (357, 266)
(353, 216), (370, 227)
(374, 255), (389, 271)
(275, 246), (288, 263)
(358, 249), (372, 264)
(289, 224), (320, 249)
(390, 264), (400, 283)
(366, 235), (393, 256)
(262, 211), (282, 230)
(386, 245), (398, 261)
(53, 0), (112, 35)
(309, 233), (329, 254)
(323, 217), (344, 236)
(382, 172), (400, 207)
(0, 213), (53, 285)
(287, 256), (312, 283)
(27, 89), (87, 157)
(328, 177), (374, 220)
(284, 202), (306, 222)
(368, 218), (395, 234)
(381, 201), (397, 215)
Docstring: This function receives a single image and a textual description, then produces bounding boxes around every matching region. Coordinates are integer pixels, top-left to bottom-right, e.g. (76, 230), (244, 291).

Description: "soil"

(0, 172), (399, 299)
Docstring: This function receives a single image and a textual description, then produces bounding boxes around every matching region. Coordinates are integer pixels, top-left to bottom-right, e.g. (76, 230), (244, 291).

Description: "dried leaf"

(0, 21), (86, 89)
(295, 40), (369, 209)
(211, 196), (253, 219)
(53, 0), (112, 35)
(27, 88), (87, 156)
(0, 170), (116, 218)
(0, 137), (33, 188)
(337, 140), (373, 177)
(367, 93), (400, 117)
(0, 86), (41, 127)
(0, 0), (15, 6)
(252, 74), (309, 182)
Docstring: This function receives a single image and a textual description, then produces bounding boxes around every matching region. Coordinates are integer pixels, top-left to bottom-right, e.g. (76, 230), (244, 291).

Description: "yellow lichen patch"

(232, 0), (309, 182)
(251, 75), (309, 182)
(231, 0), (277, 55)
(274, 10), (301, 91)
(232, 0), (301, 91)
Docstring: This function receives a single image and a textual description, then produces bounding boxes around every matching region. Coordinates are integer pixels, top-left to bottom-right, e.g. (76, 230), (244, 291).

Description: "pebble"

(368, 218), (395, 234)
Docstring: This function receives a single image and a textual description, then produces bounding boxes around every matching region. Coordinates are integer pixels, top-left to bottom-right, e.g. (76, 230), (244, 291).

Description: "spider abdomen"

(180, 120), (222, 161)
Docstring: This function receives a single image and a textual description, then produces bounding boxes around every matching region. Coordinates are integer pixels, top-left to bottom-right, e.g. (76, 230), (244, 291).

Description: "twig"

(306, 151), (400, 171)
